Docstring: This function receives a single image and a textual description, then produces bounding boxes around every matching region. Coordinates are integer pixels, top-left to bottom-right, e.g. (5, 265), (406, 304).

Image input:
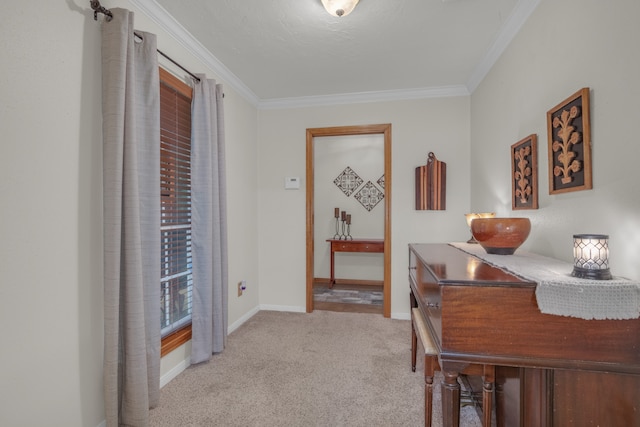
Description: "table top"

(327, 238), (384, 243)
(409, 243), (533, 286)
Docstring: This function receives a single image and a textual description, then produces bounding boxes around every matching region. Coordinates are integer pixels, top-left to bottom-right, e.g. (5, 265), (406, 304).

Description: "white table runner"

(450, 242), (640, 320)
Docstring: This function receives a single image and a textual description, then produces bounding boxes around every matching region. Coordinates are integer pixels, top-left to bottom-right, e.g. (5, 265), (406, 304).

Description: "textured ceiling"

(148, 0), (538, 103)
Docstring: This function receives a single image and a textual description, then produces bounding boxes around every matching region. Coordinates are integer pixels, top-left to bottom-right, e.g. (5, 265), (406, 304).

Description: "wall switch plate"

(284, 176), (300, 189)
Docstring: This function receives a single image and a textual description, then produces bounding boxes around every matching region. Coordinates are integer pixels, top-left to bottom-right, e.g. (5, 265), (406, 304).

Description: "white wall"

(0, 1), (259, 426)
(470, 0), (640, 280)
(257, 97), (471, 317)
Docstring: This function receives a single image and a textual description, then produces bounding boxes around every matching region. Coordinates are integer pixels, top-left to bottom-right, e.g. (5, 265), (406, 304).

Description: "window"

(159, 68), (193, 354)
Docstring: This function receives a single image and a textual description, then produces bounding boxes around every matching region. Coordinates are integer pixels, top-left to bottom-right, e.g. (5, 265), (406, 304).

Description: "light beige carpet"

(150, 310), (481, 426)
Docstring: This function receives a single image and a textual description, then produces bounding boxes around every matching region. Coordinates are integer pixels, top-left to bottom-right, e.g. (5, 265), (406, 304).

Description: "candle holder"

(333, 208), (353, 240)
(340, 218), (347, 240)
(571, 234), (612, 280)
(333, 207), (341, 239)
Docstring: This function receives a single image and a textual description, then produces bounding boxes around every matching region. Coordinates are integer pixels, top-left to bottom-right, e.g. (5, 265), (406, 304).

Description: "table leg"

(329, 245), (335, 288)
(442, 370), (461, 427)
(495, 371), (506, 427)
(482, 365), (495, 427)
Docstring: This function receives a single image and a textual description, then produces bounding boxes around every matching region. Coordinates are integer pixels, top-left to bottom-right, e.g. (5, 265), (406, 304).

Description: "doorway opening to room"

(305, 124), (391, 317)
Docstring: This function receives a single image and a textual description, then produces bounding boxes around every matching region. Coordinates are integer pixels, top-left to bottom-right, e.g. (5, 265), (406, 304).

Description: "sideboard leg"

(442, 371), (461, 427)
(482, 365), (496, 427)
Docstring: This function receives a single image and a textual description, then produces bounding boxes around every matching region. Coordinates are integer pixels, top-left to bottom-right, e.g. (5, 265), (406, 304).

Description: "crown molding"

(258, 85), (470, 110)
(466, 0), (541, 93)
(129, 0), (260, 106)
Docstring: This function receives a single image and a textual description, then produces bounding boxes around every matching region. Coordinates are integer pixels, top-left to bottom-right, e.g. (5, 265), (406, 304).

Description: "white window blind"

(160, 68), (193, 337)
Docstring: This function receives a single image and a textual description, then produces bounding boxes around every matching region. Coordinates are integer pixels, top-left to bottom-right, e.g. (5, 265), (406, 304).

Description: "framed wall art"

(511, 134), (538, 210)
(546, 87), (592, 194)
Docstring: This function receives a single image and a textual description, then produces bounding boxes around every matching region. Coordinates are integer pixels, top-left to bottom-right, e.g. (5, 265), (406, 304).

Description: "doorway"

(306, 124), (391, 317)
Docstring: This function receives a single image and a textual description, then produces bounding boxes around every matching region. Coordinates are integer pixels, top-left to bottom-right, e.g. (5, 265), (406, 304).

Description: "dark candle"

(341, 211), (346, 221)
(346, 214), (351, 225)
(334, 207), (339, 218)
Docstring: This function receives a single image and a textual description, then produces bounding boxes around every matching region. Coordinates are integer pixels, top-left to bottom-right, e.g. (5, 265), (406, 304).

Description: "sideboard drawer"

(334, 241), (384, 253)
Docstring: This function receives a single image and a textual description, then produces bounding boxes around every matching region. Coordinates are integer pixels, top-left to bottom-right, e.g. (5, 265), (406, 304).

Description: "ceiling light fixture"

(321, 0), (360, 17)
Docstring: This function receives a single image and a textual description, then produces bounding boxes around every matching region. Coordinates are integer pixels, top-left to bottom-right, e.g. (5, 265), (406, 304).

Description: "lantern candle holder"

(571, 234), (612, 280)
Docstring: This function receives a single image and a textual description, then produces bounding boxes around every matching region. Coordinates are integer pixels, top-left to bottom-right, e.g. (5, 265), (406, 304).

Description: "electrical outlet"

(238, 280), (247, 297)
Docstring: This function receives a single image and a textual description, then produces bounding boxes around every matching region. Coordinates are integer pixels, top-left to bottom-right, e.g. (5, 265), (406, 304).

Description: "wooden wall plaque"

(547, 88), (592, 194)
(511, 134), (538, 210)
(415, 152), (446, 210)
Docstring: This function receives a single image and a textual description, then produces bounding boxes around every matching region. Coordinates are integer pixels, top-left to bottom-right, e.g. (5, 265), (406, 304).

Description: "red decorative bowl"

(470, 217), (531, 255)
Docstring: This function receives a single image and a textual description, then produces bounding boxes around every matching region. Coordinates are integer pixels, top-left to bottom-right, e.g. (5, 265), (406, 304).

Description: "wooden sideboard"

(408, 243), (640, 427)
(326, 238), (383, 287)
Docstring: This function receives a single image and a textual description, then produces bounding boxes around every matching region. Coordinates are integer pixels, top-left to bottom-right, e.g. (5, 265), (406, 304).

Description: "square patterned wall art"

(354, 181), (384, 211)
(334, 166), (384, 211)
(334, 166), (363, 197)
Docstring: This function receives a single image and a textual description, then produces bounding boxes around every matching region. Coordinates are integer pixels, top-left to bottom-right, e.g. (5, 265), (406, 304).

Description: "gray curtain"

(101, 9), (161, 426)
(190, 76), (228, 364)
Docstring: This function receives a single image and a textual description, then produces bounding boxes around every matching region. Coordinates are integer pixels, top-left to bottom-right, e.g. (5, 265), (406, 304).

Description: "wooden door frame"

(306, 124), (392, 317)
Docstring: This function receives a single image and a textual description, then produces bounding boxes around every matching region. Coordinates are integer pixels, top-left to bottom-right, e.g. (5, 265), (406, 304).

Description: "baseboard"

(228, 305), (260, 334)
(159, 305), (260, 390)
(259, 304), (307, 313)
(258, 304), (408, 319)
(261, 303), (409, 320)
(314, 277), (384, 288)
(392, 311), (411, 321)
(160, 358), (190, 388)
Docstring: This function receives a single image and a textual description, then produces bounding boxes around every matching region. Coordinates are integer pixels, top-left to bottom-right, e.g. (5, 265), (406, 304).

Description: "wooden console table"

(326, 238), (383, 287)
(409, 243), (640, 426)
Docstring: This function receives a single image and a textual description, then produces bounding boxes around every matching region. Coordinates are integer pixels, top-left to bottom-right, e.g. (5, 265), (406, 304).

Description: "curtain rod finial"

(90, 0), (113, 22)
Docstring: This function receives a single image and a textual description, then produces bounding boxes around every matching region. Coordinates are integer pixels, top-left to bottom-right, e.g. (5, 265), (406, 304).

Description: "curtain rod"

(155, 44), (202, 83)
(90, 0), (201, 83)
